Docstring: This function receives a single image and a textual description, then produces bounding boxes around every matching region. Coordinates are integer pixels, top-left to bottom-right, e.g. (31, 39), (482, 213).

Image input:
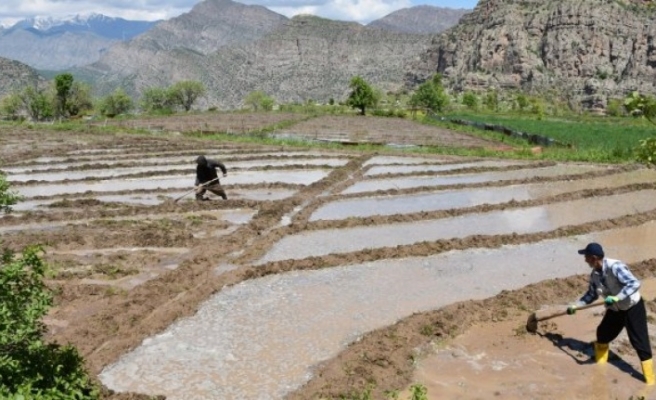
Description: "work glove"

(604, 296), (619, 305)
(567, 305), (577, 315)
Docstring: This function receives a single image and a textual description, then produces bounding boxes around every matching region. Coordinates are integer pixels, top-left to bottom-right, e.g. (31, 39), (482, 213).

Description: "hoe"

(526, 300), (604, 333)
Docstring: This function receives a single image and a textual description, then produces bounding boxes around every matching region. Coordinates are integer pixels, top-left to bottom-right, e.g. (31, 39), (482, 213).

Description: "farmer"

(567, 242), (654, 385)
(195, 155), (227, 200)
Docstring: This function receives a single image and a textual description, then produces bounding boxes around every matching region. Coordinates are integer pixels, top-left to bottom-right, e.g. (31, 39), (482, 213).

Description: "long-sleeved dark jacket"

(196, 158), (227, 185)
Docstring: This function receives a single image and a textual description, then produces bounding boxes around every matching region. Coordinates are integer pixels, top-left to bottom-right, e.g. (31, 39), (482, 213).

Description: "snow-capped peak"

(21, 13), (115, 30)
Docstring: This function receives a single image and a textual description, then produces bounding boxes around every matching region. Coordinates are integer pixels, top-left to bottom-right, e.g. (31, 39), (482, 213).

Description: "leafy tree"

(19, 87), (53, 121)
(140, 87), (173, 114)
(409, 74), (449, 114)
(462, 91), (478, 110)
(54, 73), (74, 118)
(0, 93), (23, 120)
(168, 80), (206, 112)
(244, 91), (275, 111)
(98, 88), (133, 118)
(0, 173), (22, 213)
(346, 76), (376, 115)
(66, 82), (93, 117)
(0, 245), (99, 399)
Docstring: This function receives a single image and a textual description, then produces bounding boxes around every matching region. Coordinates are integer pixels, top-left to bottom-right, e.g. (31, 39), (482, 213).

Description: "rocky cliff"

(408, 0), (656, 110)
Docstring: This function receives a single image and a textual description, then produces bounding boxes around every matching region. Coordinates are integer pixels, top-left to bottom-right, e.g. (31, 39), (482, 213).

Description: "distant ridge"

(367, 5), (469, 34)
(0, 13), (158, 70)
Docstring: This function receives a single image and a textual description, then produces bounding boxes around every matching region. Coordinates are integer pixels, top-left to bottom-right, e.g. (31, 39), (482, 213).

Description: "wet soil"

(2, 117), (656, 399)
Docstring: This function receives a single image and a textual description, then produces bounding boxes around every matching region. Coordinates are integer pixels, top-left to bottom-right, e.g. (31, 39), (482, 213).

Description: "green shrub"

(0, 246), (99, 399)
(635, 136), (656, 165)
(0, 173), (22, 213)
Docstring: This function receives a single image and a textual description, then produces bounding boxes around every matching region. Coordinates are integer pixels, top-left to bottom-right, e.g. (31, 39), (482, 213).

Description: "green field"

(440, 111), (656, 163)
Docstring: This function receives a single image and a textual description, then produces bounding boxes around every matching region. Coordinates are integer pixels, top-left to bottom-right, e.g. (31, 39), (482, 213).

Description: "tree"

(98, 88), (133, 118)
(19, 87), (53, 121)
(140, 87), (173, 114)
(54, 73), (74, 118)
(409, 73), (449, 114)
(0, 173), (22, 213)
(244, 91), (274, 111)
(66, 82), (93, 117)
(0, 93), (23, 120)
(168, 81), (206, 112)
(346, 76), (376, 115)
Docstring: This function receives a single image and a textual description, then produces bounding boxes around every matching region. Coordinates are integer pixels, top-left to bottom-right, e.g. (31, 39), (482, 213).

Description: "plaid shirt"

(577, 258), (641, 311)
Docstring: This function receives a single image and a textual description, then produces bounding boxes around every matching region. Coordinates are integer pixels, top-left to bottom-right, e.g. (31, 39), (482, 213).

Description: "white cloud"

(0, 0), (477, 27)
(268, 0), (412, 23)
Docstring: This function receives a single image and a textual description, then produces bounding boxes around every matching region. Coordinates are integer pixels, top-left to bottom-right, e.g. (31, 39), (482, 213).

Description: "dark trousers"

(196, 182), (227, 200)
(597, 298), (652, 361)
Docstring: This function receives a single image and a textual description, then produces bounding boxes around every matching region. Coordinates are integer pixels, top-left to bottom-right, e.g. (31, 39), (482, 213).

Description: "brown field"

(2, 113), (656, 400)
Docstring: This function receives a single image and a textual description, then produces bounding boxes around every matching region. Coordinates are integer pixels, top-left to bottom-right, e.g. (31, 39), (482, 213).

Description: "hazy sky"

(0, 0), (478, 27)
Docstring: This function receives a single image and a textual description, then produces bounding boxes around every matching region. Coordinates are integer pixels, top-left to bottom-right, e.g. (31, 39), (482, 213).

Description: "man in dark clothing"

(195, 155), (227, 200)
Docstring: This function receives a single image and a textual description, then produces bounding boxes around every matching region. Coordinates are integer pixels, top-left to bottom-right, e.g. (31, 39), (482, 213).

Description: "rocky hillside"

(0, 57), (46, 96)
(87, 15), (432, 109)
(407, 0), (656, 110)
(367, 5), (469, 34)
(85, 0), (288, 77)
(0, 15), (157, 70)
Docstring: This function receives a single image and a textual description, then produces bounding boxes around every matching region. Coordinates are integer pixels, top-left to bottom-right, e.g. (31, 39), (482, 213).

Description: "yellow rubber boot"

(641, 359), (655, 385)
(594, 342), (609, 364)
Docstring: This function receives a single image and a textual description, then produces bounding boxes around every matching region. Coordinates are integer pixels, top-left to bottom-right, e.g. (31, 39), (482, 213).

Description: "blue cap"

(578, 242), (604, 258)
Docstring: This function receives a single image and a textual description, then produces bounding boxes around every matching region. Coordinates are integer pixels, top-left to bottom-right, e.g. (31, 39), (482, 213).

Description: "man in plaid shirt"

(567, 242), (654, 385)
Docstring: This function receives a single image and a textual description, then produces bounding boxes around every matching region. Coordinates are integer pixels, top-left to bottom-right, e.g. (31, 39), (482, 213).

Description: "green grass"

(447, 111), (656, 152)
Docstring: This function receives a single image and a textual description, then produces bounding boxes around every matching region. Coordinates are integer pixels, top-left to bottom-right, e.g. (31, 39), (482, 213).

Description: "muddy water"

(311, 169), (656, 221)
(99, 222), (656, 400)
(259, 189), (656, 263)
(401, 280), (656, 400)
(15, 170), (329, 198)
(7, 158), (345, 183)
(10, 188), (298, 211)
(8, 165), (193, 182)
(21, 150), (347, 165)
(365, 160), (528, 176)
(342, 164), (603, 194)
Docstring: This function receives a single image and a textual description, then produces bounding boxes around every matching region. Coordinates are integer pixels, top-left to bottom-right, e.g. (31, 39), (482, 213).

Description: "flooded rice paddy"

(2, 128), (656, 400)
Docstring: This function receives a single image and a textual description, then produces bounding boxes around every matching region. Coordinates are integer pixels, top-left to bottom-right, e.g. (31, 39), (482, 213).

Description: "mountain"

(0, 57), (47, 96)
(367, 5), (469, 34)
(81, 0), (288, 80)
(0, 14), (158, 70)
(406, 0), (656, 111)
(85, 13), (433, 109)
